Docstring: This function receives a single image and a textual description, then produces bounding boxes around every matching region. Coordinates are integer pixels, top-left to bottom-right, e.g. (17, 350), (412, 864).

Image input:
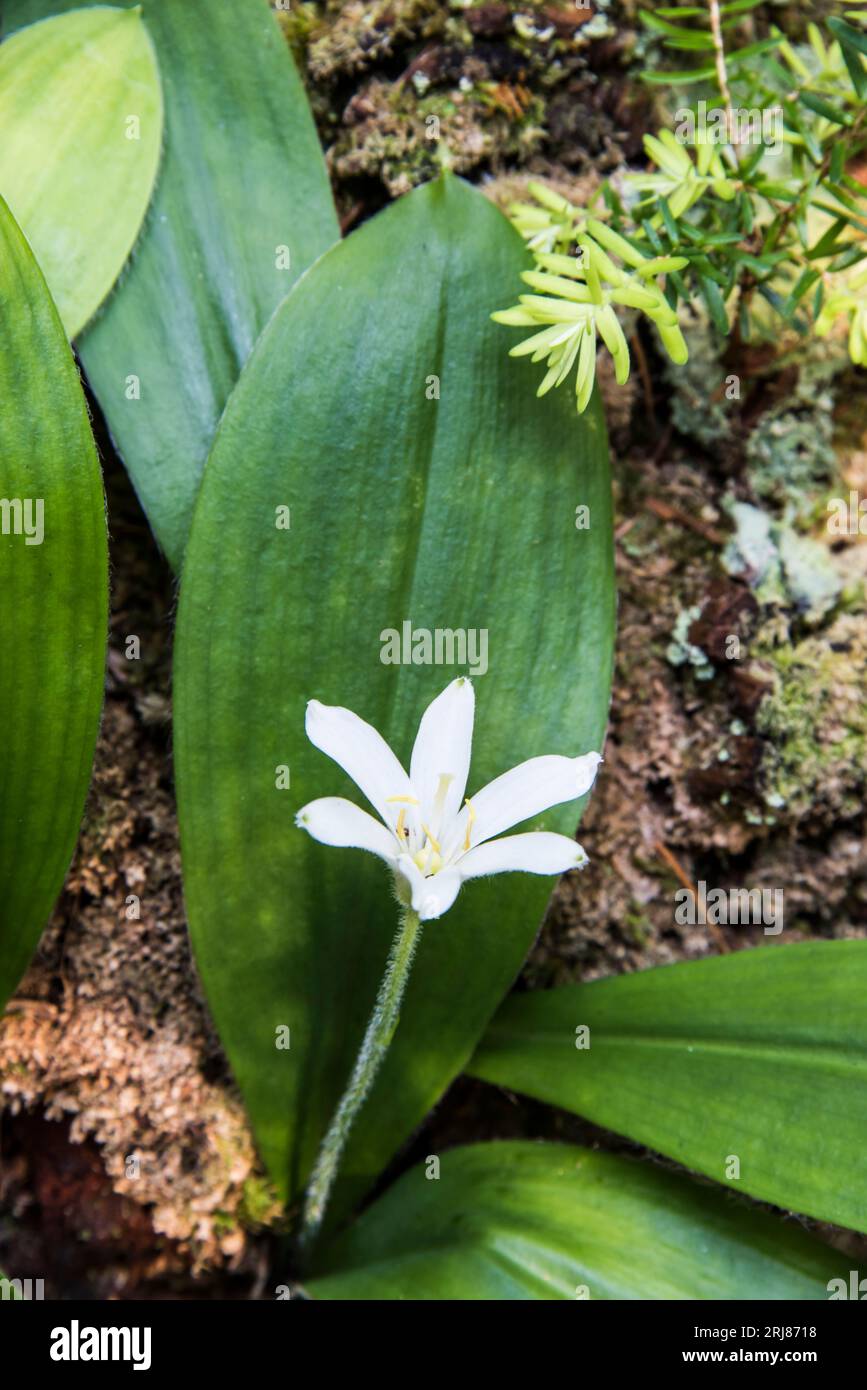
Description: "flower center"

(388, 774), (457, 877)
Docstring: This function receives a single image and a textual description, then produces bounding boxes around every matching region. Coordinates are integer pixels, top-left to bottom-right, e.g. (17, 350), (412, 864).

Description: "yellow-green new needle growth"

(493, 215), (689, 414)
(815, 266), (867, 366)
(629, 130), (736, 218)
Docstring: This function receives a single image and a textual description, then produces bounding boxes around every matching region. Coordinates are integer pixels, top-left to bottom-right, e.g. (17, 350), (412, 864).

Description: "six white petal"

(297, 677), (601, 922)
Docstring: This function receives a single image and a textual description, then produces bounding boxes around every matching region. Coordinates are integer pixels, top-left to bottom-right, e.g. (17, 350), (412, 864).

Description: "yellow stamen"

(396, 808), (407, 839)
(463, 797), (476, 852)
(386, 794), (420, 804)
(421, 824), (441, 855)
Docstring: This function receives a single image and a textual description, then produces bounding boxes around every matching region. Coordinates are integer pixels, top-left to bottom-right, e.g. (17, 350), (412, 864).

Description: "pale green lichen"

(745, 397), (835, 527)
(723, 500), (842, 625)
(666, 603), (715, 680)
(664, 315), (735, 451)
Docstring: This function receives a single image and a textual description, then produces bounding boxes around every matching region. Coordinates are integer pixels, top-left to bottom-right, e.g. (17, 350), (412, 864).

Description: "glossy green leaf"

(307, 1142), (846, 1300)
(469, 942), (867, 1233)
(6, 0), (339, 570)
(174, 175), (614, 1222)
(0, 197), (108, 1012)
(0, 6), (162, 339)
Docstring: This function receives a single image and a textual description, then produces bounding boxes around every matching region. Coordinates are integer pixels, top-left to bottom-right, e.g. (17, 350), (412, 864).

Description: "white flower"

(296, 678), (601, 922)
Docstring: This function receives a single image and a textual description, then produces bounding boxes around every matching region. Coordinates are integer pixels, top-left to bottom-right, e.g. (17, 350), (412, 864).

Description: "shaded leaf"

(469, 942), (867, 1233)
(307, 1142), (846, 1300)
(0, 197), (107, 1012)
(6, 0), (339, 569)
(0, 5), (162, 338)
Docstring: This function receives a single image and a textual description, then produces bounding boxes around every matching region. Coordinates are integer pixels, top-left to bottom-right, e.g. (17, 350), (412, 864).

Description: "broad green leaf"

(307, 1142), (846, 1300)
(0, 197), (108, 1012)
(6, 0), (339, 570)
(0, 6), (162, 339)
(469, 942), (867, 1233)
(174, 175), (614, 1223)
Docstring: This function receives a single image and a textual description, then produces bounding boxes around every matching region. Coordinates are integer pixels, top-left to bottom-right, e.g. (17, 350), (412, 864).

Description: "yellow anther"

(386, 794), (420, 804)
(463, 797), (476, 852)
(396, 808), (407, 839)
(421, 824), (441, 855)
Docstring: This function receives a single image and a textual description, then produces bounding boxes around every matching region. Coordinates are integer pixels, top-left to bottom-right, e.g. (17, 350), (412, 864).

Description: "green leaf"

(6, 0), (339, 570)
(727, 36), (784, 66)
(829, 243), (867, 272)
(307, 1142), (846, 1300)
(469, 942), (867, 1234)
(797, 90), (852, 125)
(721, 0), (766, 14)
(783, 268), (821, 318)
(638, 11), (716, 47)
(806, 216), (851, 262)
(0, 197), (107, 1013)
(658, 197), (680, 244)
(821, 181), (867, 226)
(829, 17), (867, 96)
(698, 273), (730, 334)
(174, 175), (614, 1222)
(640, 65), (717, 85)
(829, 16), (867, 58)
(0, 6), (162, 339)
(830, 142), (846, 185)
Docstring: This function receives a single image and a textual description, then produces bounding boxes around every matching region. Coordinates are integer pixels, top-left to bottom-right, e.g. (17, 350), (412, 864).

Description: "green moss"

(623, 904), (653, 947)
(755, 615), (867, 821)
(330, 75), (546, 195)
(238, 1174), (283, 1231)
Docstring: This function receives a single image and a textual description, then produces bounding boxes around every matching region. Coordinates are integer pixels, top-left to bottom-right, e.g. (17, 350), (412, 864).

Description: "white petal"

(409, 678), (475, 830)
(296, 798), (398, 862)
(454, 751), (601, 849)
(394, 857), (464, 922)
(305, 699), (416, 832)
(459, 831), (588, 879)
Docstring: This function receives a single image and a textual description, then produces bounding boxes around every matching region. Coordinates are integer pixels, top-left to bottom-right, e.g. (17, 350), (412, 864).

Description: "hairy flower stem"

(298, 905), (423, 1253)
